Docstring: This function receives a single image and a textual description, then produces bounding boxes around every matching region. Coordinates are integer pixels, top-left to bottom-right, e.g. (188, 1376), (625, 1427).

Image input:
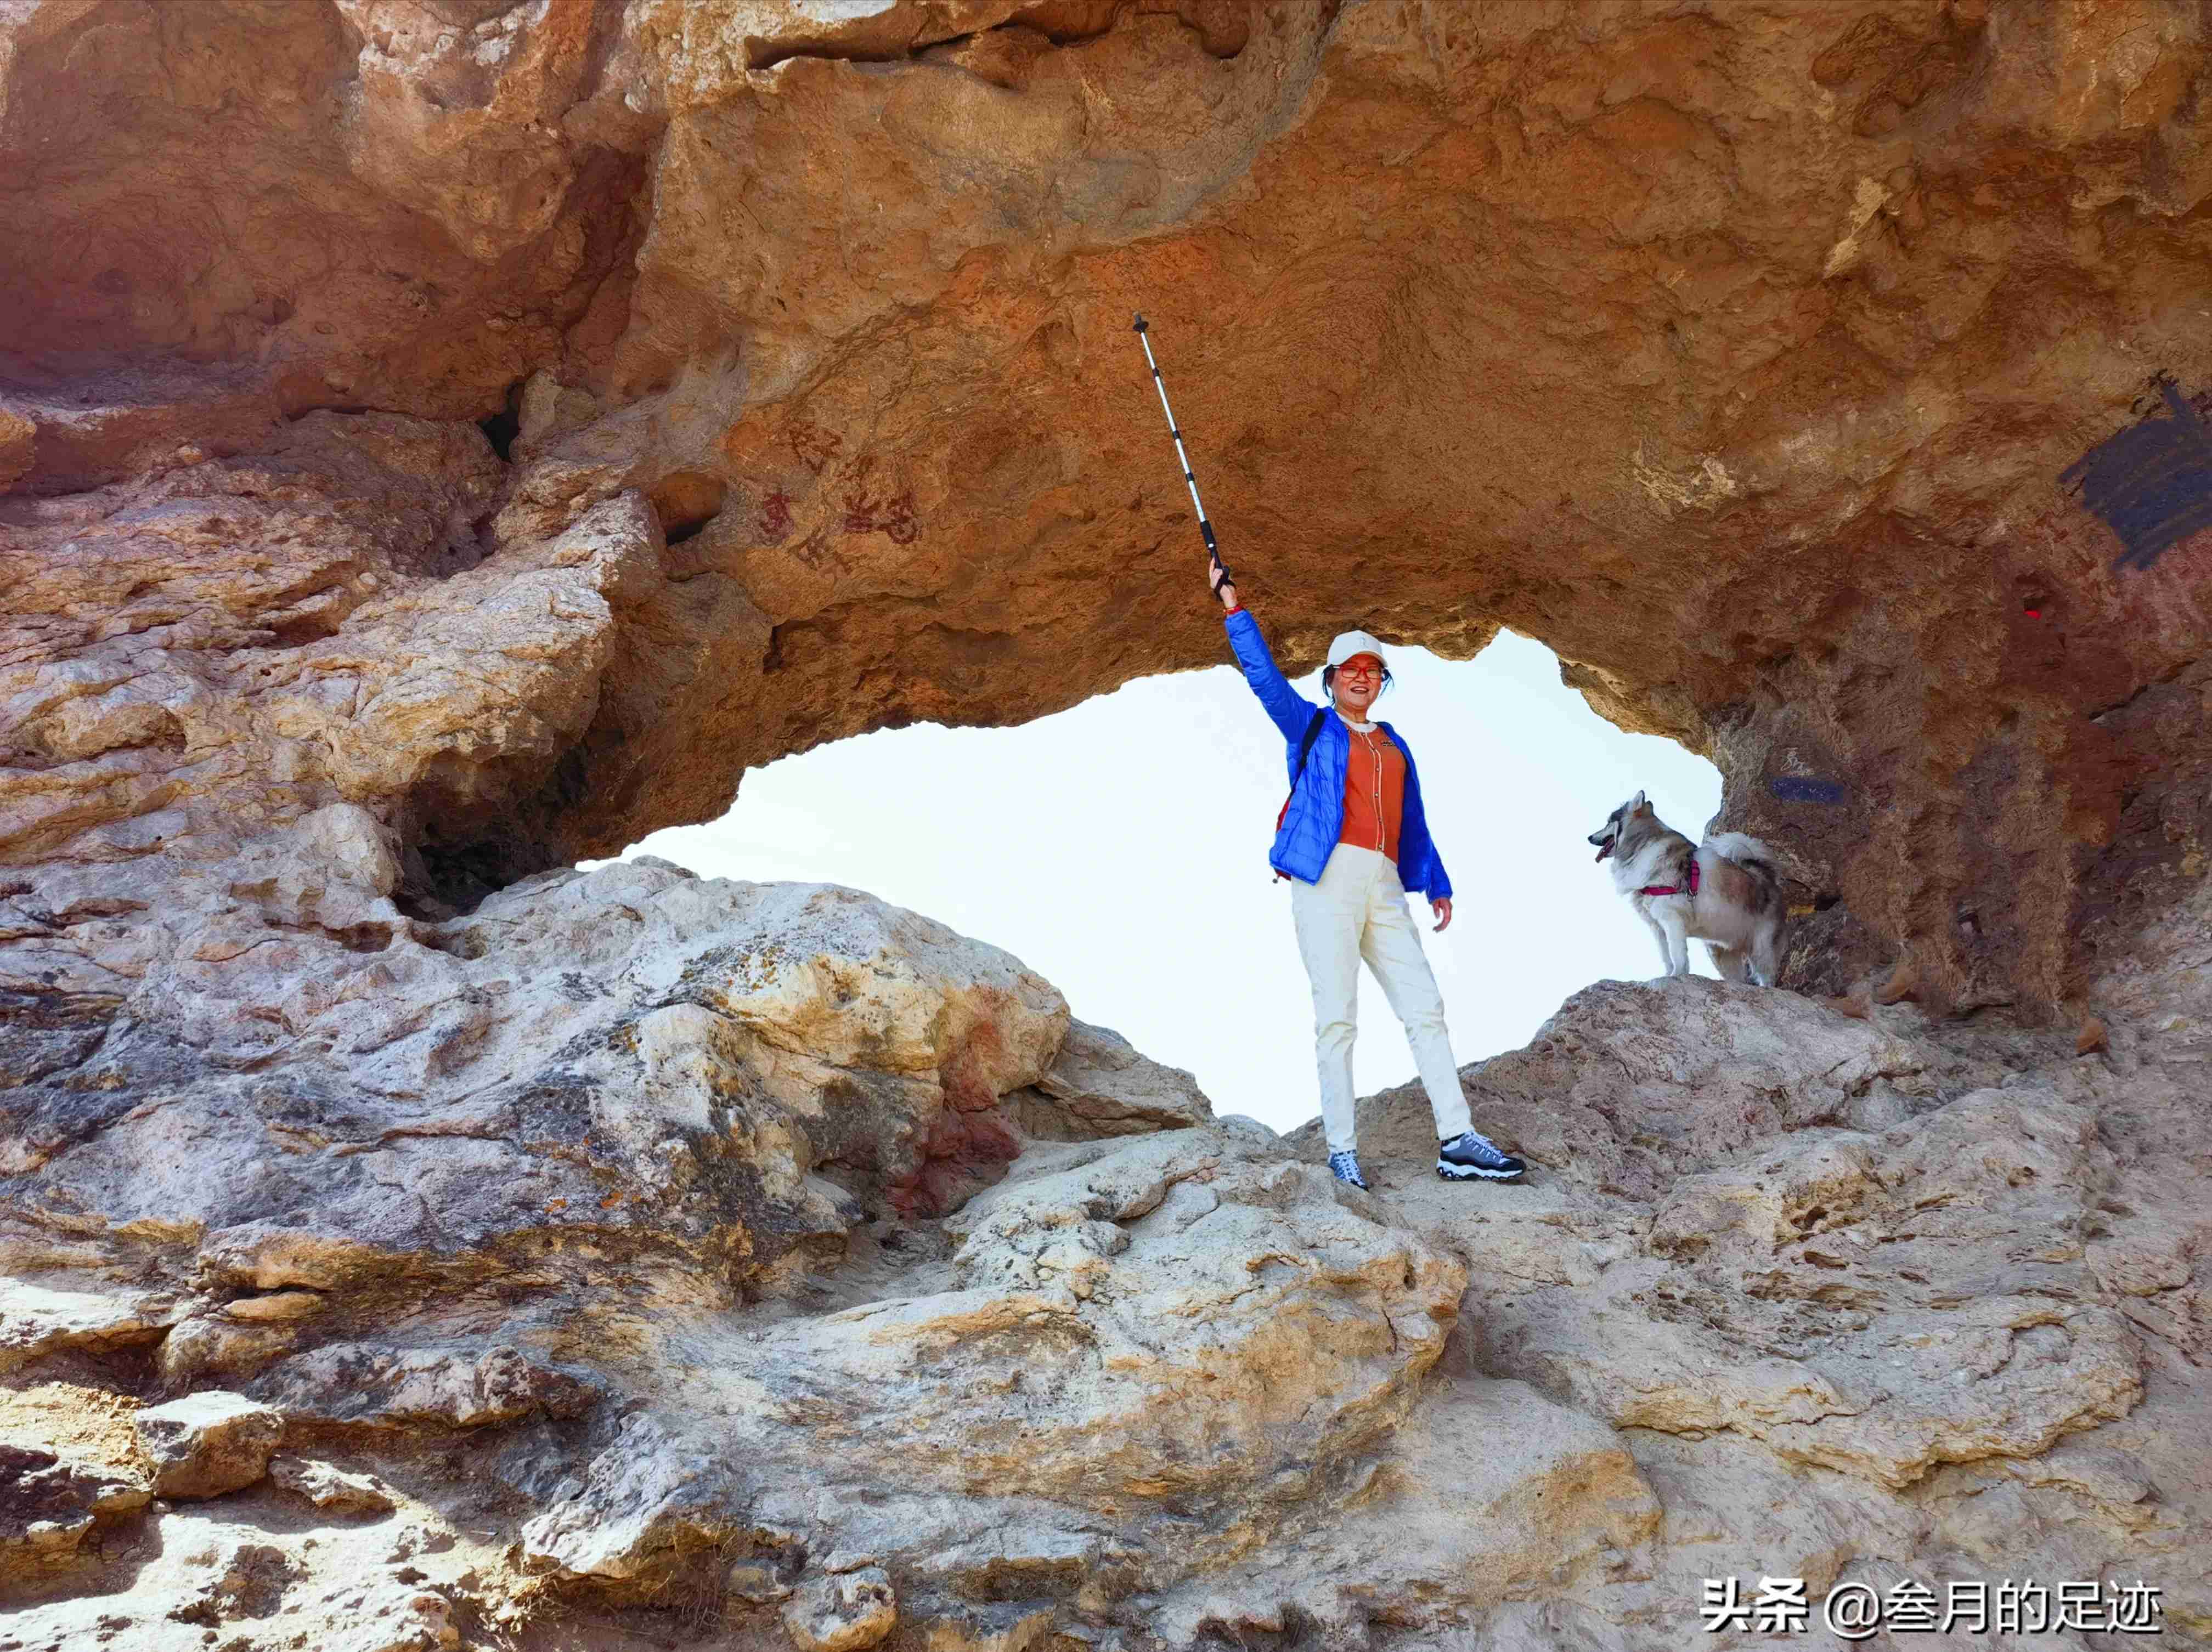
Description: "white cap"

(1325, 629), (1388, 670)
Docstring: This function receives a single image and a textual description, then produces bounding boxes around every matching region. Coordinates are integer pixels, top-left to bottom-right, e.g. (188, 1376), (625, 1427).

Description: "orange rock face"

(5, 0), (2211, 1009)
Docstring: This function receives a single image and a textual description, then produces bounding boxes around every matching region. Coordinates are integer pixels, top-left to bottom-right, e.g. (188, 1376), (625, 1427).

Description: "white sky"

(607, 630), (1719, 1136)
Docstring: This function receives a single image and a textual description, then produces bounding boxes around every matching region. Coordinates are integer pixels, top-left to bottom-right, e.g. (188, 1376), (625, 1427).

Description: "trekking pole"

(1131, 314), (1232, 590)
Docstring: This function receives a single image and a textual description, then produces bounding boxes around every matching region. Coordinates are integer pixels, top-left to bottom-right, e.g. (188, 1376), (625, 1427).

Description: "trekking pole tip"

(1131, 313), (1147, 333)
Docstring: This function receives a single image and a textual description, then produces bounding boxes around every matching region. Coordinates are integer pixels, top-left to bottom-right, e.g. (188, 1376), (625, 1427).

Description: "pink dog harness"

(1639, 858), (1701, 899)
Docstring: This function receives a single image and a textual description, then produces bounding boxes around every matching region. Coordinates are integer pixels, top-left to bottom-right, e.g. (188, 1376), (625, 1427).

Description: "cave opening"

(650, 469), (729, 545)
(477, 381), (523, 462)
(598, 631), (1721, 1133)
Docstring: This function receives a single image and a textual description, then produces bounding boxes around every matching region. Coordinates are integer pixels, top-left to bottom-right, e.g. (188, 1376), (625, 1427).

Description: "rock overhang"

(6, 0), (2210, 1016)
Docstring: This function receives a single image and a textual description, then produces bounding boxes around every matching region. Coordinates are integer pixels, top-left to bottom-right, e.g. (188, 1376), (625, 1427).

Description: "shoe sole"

(1436, 1161), (1524, 1182)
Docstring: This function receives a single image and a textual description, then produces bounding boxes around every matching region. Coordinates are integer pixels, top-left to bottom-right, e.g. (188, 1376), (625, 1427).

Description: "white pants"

(1291, 844), (1472, 1153)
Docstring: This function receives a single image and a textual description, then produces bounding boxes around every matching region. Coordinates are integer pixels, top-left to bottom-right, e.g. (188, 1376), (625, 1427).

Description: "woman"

(1211, 561), (1525, 1190)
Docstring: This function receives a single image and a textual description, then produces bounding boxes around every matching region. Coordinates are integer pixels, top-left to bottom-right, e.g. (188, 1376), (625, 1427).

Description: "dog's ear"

(1630, 790), (1647, 812)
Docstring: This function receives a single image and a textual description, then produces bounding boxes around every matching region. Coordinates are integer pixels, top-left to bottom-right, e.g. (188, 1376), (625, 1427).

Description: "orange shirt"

(1339, 721), (1406, 860)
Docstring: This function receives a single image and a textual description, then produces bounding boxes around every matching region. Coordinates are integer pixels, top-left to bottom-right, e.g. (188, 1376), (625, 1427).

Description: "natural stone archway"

(6, 4), (2212, 1645)
(5, 0), (2210, 1014)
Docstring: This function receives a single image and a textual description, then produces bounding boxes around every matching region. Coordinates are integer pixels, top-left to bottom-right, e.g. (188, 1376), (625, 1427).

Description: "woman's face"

(1333, 654), (1383, 715)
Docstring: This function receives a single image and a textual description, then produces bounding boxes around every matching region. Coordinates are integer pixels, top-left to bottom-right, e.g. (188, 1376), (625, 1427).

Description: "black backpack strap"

(1290, 709), (1327, 784)
(1272, 710), (1330, 879)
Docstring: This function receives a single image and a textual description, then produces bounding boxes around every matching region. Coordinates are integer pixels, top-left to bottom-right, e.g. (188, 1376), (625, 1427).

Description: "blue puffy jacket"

(1224, 608), (1453, 899)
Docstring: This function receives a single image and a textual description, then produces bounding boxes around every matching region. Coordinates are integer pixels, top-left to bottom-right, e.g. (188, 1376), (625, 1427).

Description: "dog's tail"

(1703, 831), (1781, 884)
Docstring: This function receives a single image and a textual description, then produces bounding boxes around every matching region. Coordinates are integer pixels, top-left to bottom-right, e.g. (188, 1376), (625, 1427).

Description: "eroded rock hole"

(477, 381), (523, 463)
(398, 835), (522, 920)
(396, 744), (597, 917)
(602, 633), (1725, 1131)
(743, 37), (909, 71)
(648, 470), (727, 546)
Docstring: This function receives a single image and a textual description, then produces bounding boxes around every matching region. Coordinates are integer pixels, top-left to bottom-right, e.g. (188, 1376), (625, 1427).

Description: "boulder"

(1014, 1019), (1214, 1140)
(1, 855), (1070, 1336)
(517, 1123), (1464, 1585)
(268, 1455), (398, 1514)
(157, 1314), (303, 1384)
(132, 1392), (285, 1500)
(0, 1442), (150, 1571)
(782, 1566), (898, 1651)
(0, 1280), (172, 1373)
(0, 1381), (154, 1577)
(253, 1345), (597, 1433)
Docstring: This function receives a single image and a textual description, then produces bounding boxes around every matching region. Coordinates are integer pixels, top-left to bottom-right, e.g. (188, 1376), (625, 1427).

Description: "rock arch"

(8, 0), (2207, 1012)
(4, 5), (2212, 1641)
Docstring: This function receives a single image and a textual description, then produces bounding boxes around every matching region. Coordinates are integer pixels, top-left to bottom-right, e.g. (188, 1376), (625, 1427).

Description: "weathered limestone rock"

(3, 872), (2211, 1645)
(0, 1280), (171, 1373)
(915, 1600), (1058, 1652)
(268, 1454), (397, 1514)
(0, 853), (1069, 1320)
(131, 1391), (285, 1500)
(1295, 974), (2212, 1643)
(514, 1122), (1466, 1589)
(1339, 989), (2149, 1496)
(221, 1289), (325, 1324)
(1146, 1376), (1662, 1649)
(1013, 1018), (1215, 1140)
(0, 1382), (152, 1580)
(253, 1344), (597, 1434)
(0, 1441), (149, 1571)
(726, 1551), (799, 1604)
(782, 1564), (898, 1651)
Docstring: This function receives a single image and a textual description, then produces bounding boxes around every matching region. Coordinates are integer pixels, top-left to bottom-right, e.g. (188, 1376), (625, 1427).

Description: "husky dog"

(1587, 792), (1788, 986)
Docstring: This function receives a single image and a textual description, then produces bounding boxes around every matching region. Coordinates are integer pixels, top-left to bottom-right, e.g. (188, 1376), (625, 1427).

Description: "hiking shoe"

(1437, 1129), (1526, 1182)
(1327, 1149), (1371, 1191)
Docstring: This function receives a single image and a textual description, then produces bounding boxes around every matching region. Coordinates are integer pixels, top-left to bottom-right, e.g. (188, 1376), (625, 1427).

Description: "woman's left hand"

(1431, 897), (1453, 932)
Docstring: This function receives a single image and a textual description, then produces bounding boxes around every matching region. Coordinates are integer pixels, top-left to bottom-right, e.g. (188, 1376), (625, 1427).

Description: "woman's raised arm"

(1212, 562), (1313, 740)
